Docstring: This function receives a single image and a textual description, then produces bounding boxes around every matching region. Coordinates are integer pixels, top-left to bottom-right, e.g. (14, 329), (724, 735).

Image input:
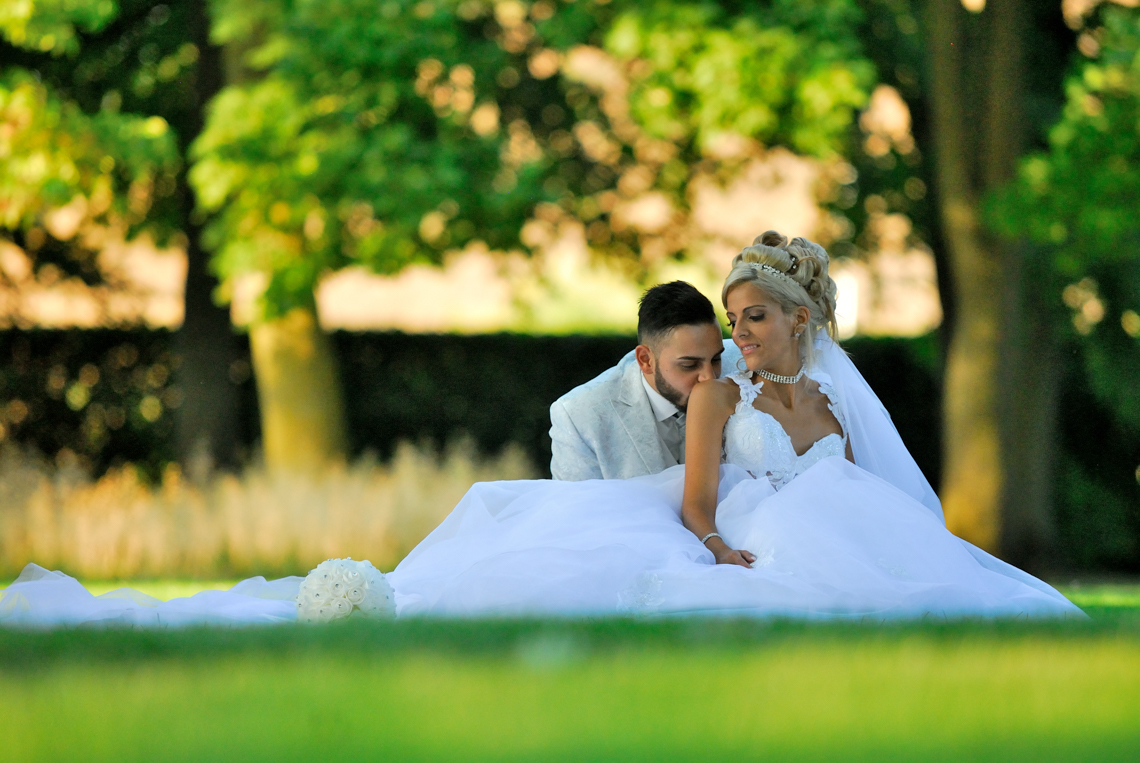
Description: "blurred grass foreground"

(4, 615), (1140, 761)
(0, 440), (534, 580)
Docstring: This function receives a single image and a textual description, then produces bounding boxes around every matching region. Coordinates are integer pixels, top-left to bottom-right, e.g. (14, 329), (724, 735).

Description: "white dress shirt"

(640, 374), (685, 465)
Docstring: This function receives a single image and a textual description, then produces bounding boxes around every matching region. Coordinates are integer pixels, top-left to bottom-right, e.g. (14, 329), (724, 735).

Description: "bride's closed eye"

(728, 313), (764, 330)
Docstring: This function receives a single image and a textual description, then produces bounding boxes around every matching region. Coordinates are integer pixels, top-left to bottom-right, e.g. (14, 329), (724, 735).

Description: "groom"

(549, 281), (741, 480)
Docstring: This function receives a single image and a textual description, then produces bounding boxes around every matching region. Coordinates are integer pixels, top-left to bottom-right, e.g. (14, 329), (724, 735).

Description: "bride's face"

(725, 282), (806, 373)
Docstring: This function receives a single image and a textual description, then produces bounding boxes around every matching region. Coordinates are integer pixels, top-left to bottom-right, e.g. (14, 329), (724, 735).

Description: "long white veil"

(812, 335), (945, 524)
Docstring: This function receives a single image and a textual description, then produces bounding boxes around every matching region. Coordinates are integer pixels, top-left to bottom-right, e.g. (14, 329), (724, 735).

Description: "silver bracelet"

(699, 532), (721, 545)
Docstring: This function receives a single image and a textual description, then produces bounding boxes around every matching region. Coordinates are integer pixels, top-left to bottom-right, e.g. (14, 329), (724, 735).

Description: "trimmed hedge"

(338, 332), (940, 491)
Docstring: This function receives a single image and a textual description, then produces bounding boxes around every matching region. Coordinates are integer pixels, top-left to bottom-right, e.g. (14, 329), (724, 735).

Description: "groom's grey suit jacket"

(549, 339), (742, 481)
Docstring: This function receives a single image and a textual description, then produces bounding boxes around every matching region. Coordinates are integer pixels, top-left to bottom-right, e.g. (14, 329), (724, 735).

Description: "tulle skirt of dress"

(390, 458), (1080, 620)
(0, 565), (302, 628)
(0, 458), (1081, 627)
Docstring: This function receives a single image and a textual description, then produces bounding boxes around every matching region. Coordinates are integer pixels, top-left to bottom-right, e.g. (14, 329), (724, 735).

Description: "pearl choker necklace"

(756, 366), (806, 385)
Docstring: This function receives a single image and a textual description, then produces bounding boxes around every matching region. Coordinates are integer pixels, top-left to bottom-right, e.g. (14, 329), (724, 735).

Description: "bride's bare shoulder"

(803, 378), (833, 407)
(689, 377), (740, 411)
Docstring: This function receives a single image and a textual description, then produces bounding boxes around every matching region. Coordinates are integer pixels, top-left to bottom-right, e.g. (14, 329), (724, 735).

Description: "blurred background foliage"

(190, 0), (875, 312)
(0, 69), (179, 272)
(988, 4), (1140, 570)
(995, 5), (1140, 429)
(0, 0), (1137, 576)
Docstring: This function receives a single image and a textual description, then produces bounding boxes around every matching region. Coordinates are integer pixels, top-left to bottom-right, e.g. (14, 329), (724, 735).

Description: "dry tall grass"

(0, 441), (535, 579)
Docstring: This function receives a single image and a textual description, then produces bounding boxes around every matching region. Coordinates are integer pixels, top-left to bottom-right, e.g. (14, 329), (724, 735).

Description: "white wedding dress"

(388, 369), (1078, 619)
(0, 340), (1080, 626)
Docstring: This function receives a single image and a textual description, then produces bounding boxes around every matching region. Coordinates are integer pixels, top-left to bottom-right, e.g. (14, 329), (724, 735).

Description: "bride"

(0, 232), (1080, 626)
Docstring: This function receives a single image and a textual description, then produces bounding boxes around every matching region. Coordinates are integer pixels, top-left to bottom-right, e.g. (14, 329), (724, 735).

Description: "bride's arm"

(681, 380), (757, 568)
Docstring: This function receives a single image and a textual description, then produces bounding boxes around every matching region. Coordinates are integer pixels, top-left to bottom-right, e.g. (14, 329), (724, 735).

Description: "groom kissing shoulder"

(549, 281), (742, 480)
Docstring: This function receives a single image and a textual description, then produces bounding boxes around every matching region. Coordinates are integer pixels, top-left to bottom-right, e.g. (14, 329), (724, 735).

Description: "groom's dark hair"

(638, 281), (718, 348)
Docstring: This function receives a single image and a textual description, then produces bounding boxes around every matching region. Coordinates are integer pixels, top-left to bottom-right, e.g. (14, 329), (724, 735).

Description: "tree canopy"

(190, 0), (874, 320)
(0, 1), (207, 280)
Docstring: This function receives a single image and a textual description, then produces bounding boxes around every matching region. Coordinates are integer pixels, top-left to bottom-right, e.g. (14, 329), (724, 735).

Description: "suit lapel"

(612, 361), (669, 476)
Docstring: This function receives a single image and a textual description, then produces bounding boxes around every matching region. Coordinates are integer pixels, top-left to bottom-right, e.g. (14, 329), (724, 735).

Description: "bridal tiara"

(750, 262), (801, 289)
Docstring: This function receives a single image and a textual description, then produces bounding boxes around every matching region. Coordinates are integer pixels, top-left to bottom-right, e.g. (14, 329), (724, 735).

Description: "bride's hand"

(714, 547), (757, 568)
(702, 534), (757, 567)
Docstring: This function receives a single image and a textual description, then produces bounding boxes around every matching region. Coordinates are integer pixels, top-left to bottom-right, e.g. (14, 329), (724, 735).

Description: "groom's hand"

(714, 547), (757, 568)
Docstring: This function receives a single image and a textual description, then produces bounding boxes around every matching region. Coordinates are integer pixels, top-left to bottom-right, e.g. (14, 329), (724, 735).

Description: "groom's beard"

(654, 366), (689, 413)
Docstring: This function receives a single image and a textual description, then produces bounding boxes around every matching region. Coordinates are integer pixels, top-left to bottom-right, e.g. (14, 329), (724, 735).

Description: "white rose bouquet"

(296, 558), (396, 623)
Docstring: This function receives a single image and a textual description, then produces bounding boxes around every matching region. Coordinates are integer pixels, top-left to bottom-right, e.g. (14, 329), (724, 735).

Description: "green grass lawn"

(3, 594), (1140, 762)
(1058, 583), (1140, 609)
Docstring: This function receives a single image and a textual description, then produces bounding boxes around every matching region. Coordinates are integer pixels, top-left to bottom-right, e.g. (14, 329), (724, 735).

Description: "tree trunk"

(939, 233), (1004, 550)
(175, 0), (240, 477)
(248, 307), (348, 472)
(924, 0), (1051, 557)
(926, 0), (1001, 551)
(212, 18), (349, 473)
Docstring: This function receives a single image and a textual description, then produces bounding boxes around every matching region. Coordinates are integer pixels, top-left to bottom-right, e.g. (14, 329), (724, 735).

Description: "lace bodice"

(723, 371), (848, 490)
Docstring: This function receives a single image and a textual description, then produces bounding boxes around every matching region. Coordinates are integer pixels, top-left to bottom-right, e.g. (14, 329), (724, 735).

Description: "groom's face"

(636, 323), (724, 412)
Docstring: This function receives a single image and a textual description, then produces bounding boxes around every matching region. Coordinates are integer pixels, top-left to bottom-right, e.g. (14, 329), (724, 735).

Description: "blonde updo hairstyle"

(721, 231), (839, 370)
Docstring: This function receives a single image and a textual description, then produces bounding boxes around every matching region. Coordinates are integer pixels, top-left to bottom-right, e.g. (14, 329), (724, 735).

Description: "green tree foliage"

(0, 70), (177, 237)
(991, 5), (1140, 568)
(0, 2), (181, 256)
(191, 0), (874, 320)
(994, 6), (1140, 428)
(193, 0), (539, 317)
(1, 0), (245, 469)
(0, 0), (117, 56)
(607, 2), (871, 158)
